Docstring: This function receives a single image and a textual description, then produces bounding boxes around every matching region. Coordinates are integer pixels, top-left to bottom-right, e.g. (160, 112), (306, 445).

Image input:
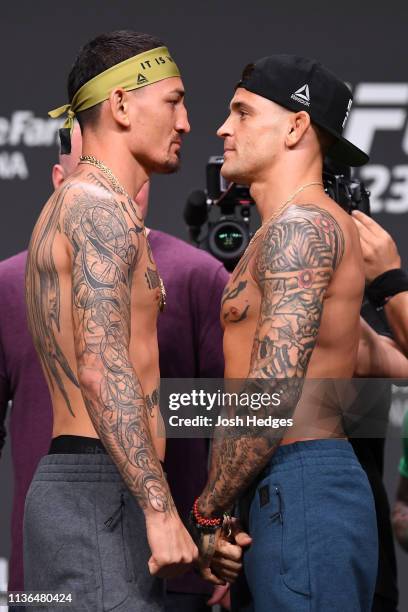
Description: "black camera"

(183, 156), (255, 271)
(323, 158), (371, 216)
(184, 156), (370, 271)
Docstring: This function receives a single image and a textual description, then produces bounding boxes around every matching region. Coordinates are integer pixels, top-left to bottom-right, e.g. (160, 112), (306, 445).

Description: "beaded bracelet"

(190, 497), (223, 532)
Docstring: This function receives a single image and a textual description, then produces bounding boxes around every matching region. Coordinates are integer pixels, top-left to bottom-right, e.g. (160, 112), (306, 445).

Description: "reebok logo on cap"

(291, 84), (310, 106)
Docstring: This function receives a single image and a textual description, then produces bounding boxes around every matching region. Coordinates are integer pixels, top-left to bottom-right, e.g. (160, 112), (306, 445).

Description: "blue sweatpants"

(242, 439), (378, 612)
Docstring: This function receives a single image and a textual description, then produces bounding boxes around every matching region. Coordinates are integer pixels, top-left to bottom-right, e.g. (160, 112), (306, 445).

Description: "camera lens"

(208, 220), (249, 268)
(214, 224), (244, 252)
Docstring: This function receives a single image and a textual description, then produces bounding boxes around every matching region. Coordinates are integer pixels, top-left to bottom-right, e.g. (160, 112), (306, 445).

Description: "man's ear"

(285, 111), (311, 148)
(52, 164), (65, 189)
(108, 88), (131, 128)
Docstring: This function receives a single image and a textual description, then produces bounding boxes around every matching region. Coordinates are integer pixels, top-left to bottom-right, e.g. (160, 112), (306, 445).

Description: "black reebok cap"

(237, 54), (368, 167)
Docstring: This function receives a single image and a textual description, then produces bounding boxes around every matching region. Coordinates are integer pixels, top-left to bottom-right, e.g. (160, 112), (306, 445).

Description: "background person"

(352, 209), (408, 602)
(352, 210), (408, 356)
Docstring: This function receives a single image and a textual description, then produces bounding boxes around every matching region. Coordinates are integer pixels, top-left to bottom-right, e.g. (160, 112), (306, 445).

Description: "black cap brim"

(316, 122), (369, 167)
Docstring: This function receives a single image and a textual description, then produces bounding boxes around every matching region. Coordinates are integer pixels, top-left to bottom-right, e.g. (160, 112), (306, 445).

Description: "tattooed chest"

(128, 260), (162, 316)
(221, 277), (259, 326)
(129, 240), (163, 314)
(145, 265), (165, 312)
(221, 234), (264, 327)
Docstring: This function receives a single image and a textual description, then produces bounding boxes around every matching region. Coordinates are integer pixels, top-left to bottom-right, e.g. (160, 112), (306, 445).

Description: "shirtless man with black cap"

(191, 56), (379, 611)
(24, 30), (199, 611)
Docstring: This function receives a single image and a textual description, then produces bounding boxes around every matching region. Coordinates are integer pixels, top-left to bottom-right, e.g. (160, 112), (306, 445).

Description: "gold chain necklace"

(79, 154), (130, 198)
(79, 155), (167, 312)
(249, 181), (323, 245)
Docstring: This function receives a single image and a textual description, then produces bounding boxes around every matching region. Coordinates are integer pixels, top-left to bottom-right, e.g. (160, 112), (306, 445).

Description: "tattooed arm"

(198, 205), (344, 516)
(65, 185), (197, 575)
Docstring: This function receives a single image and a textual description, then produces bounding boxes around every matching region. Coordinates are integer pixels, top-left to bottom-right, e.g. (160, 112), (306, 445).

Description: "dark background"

(0, 1), (407, 262)
(1, 0), (408, 606)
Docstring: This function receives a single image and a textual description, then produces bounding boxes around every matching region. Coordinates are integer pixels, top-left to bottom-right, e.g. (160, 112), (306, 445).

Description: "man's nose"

(176, 105), (191, 134)
(217, 116), (232, 139)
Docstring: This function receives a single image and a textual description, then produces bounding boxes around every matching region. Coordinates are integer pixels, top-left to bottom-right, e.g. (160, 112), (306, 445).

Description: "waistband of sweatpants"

(33, 452), (124, 483)
(49, 435), (107, 455)
(262, 439), (358, 475)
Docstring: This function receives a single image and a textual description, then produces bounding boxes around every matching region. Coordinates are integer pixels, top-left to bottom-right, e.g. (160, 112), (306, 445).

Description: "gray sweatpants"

(23, 453), (164, 611)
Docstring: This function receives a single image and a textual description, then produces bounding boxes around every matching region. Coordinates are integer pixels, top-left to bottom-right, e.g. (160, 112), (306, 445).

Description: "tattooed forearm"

(199, 205), (344, 515)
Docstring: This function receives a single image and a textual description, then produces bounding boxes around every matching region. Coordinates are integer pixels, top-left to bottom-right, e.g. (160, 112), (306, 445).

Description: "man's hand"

(352, 210), (408, 354)
(211, 520), (252, 583)
(199, 518), (252, 585)
(146, 512), (199, 578)
(352, 210), (401, 282)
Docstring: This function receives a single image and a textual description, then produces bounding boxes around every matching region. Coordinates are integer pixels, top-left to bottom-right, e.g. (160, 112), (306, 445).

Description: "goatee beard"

(162, 156), (181, 174)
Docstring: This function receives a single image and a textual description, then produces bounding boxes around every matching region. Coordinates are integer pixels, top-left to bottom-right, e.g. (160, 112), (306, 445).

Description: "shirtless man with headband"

(191, 56), (379, 611)
(24, 30), (198, 611)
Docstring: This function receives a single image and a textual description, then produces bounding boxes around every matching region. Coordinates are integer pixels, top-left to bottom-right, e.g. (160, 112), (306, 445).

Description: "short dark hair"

(67, 30), (164, 129)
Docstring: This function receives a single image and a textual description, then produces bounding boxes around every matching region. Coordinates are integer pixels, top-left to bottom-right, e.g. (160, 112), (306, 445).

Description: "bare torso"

(221, 197), (364, 442)
(25, 166), (165, 460)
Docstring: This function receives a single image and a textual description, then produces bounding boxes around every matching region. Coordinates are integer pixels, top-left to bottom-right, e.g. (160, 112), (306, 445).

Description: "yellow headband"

(49, 46), (180, 153)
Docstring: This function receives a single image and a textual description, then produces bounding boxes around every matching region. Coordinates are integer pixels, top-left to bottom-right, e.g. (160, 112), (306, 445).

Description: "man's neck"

(249, 159), (324, 224)
(81, 136), (148, 201)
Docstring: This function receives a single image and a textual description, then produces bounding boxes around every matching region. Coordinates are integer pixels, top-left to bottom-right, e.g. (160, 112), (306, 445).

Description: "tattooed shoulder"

(25, 174), (145, 416)
(249, 204), (345, 378)
(256, 204), (345, 280)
